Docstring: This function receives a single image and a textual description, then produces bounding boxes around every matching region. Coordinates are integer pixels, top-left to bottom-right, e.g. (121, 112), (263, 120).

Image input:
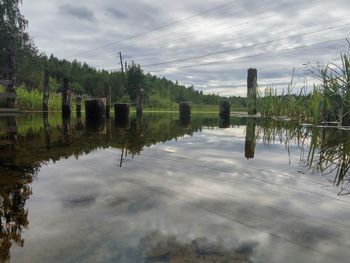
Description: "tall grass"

(0, 85), (87, 112)
(257, 51), (350, 126)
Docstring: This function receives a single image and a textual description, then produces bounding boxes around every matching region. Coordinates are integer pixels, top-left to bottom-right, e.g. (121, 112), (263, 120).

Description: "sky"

(21, 0), (350, 96)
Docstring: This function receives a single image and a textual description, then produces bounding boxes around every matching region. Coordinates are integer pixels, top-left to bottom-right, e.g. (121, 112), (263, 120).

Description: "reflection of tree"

(0, 139), (35, 262)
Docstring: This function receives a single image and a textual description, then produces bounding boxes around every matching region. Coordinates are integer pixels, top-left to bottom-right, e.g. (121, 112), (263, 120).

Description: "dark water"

(0, 112), (349, 263)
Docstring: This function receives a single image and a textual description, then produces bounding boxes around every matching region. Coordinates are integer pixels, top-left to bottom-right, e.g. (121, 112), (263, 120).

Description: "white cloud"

(21, 0), (350, 96)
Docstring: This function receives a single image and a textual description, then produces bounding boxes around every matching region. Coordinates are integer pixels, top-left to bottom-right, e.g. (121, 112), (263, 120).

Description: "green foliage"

(126, 62), (144, 103)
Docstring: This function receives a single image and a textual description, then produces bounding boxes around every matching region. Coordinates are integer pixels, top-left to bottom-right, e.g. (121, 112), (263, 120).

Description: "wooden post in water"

(105, 85), (111, 119)
(247, 68), (257, 115)
(115, 103), (130, 127)
(76, 95), (82, 117)
(179, 102), (191, 124)
(43, 69), (49, 112)
(62, 78), (71, 118)
(136, 88), (144, 117)
(6, 36), (16, 109)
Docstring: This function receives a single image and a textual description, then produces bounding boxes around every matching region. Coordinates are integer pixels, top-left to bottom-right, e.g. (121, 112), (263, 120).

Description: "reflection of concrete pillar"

(245, 118), (256, 159)
(0, 116), (17, 150)
(42, 112), (51, 148)
(137, 115), (144, 137)
(75, 115), (85, 131)
(86, 118), (106, 134)
(62, 115), (71, 146)
(219, 117), (230, 128)
(115, 104), (130, 128)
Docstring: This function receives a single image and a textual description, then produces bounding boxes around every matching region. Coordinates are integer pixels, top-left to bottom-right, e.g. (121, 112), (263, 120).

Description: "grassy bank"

(0, 85), (244, 113)
(0, 85), (87, 112)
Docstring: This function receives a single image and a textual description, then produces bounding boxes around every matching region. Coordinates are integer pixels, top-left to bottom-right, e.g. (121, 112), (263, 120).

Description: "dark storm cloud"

(59, 4), (96, 22)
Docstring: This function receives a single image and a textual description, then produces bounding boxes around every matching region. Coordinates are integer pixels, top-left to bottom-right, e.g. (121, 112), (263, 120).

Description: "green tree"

(126, 62), (144, 103)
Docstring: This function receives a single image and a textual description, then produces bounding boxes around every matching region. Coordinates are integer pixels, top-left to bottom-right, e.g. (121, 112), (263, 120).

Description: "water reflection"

(0, 116), (33, 262)
(253, 119), (350, 195)
(306, 128), (350, 196)
(245, 118), (256, 159)
(140, 231), (255, 262)
(0, 113), (349, 262)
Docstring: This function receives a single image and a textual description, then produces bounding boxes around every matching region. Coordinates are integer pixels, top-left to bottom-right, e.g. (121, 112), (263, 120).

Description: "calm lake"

(0, 112), (349, 263)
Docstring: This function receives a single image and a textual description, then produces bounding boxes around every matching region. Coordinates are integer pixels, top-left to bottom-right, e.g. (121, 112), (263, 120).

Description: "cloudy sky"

(21, 0), (350, 96)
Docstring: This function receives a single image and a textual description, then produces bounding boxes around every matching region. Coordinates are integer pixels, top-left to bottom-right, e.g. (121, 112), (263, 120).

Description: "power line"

(64, 0), (239, 59)
(73, 0), (322, 61)
(98, 24), (348, 70)
(139, 23), (350, 68)
(145, 37), (347, 72)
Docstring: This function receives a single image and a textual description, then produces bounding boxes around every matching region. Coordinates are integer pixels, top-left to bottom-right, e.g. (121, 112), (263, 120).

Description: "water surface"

(0, 113), (349, 263)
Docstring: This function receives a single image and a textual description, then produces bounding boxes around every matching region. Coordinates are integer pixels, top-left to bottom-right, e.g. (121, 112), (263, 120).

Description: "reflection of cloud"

(139, 231), (257, 262)
(62, 194), (97, 207)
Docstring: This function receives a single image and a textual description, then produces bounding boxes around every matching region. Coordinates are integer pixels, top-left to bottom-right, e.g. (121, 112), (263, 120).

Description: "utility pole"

(119, 51), (126, 93)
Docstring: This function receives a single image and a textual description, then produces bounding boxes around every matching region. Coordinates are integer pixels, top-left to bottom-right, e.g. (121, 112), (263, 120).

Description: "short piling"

(85, 98), (106, 120)
(115, 103), (130, 127)
(219, 100), (230, 127)
(179, 102), (191, 123)
(247, 68), (257, 115)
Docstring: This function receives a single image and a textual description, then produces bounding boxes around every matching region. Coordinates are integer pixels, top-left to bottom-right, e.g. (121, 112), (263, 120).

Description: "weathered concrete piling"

(179, 102), (191, 122)
(85, 98), (106, 120)
(42, 70), (49, 112)
(115, 103), (130, 127)
(62, 78), (71, 117)
(247, 68), (257, 115)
